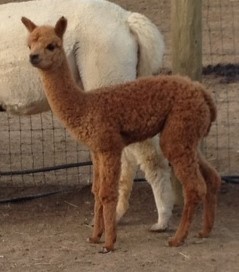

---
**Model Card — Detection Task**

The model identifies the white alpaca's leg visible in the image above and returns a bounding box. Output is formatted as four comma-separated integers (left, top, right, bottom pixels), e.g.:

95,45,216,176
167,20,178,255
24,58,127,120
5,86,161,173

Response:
116,150,137,222
129,137,175,231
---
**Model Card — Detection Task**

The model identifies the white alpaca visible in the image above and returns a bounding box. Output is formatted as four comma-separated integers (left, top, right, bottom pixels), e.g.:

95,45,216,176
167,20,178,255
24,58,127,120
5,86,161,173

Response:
0,0,174,230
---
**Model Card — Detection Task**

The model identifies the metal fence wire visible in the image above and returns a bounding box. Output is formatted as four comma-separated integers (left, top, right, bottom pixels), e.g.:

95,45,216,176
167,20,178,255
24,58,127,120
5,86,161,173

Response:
0,0,238,189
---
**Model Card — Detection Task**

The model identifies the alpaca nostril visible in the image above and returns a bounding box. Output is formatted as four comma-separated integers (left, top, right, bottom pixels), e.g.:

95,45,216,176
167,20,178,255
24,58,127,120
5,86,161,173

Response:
30,54,40,64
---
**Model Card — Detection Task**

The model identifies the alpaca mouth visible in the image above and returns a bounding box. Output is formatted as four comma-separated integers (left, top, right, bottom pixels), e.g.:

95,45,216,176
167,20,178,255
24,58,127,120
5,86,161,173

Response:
0,105,6,112
30,58,41,66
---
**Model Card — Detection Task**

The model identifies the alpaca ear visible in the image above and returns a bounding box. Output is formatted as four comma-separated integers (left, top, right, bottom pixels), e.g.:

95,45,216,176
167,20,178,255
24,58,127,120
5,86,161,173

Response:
55,16,67,39
21,17,37,32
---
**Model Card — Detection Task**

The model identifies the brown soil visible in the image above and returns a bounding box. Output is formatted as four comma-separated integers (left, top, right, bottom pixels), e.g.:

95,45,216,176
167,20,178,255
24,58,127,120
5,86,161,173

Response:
0,183,238,272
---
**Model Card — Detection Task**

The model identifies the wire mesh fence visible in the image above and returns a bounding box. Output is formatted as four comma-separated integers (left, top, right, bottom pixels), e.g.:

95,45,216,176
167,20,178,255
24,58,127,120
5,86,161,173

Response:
201,0,239,176
0,0,238,189
0,112,92,186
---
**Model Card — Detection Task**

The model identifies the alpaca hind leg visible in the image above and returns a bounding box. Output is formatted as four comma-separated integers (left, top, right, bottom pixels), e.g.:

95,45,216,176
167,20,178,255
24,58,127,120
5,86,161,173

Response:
197,151,221,238
129,138,174,231
116,150,137,222
168,156,207,246
88,152,104,244
98,152,121,253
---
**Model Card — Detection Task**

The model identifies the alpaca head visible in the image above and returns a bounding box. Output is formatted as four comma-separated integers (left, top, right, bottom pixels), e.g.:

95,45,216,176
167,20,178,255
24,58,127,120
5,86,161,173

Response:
21,16,67,70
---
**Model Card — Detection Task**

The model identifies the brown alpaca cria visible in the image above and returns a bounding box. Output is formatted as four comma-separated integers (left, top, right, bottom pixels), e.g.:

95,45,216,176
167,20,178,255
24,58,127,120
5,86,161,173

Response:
21,16,221,253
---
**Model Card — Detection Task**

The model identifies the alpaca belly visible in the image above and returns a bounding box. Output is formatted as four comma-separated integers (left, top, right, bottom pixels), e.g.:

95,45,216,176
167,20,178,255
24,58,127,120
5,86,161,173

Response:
121,120,164,146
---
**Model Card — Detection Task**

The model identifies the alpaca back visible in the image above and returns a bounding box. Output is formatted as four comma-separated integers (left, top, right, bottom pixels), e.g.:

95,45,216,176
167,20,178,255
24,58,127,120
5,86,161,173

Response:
81,76,174,145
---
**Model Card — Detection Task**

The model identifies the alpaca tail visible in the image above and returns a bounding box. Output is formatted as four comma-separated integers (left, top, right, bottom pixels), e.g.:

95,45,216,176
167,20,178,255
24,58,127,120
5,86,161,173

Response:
202,88,217,136
203,90,217,123
127,12,165,77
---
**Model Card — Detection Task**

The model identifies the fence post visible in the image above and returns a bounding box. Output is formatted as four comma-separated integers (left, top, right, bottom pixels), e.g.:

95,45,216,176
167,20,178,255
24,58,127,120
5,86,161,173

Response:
171,0,202,204
171,0,202,80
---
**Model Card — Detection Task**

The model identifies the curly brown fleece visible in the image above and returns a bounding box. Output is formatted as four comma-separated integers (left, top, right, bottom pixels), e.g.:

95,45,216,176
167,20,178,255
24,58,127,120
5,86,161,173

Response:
22,16,221,253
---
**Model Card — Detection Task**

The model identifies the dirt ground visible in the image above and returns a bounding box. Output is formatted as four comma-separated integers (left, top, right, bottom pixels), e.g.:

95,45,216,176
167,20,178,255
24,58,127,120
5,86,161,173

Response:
0,0,239,271
0,183,238,272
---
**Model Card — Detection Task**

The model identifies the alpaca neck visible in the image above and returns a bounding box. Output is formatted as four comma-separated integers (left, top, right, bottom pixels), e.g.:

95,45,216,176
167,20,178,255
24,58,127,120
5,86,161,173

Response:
39,55,86,127
39,56,82,97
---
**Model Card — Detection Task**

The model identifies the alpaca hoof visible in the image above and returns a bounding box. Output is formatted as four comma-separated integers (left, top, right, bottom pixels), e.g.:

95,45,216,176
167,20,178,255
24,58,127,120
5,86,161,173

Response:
168,237,184,247
149,222,168,232
87,237,100,244
99,247,113,254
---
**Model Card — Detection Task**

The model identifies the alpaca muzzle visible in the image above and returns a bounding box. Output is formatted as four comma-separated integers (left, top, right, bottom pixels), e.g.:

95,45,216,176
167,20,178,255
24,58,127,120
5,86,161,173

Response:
0,105,6,112
29,54,40,65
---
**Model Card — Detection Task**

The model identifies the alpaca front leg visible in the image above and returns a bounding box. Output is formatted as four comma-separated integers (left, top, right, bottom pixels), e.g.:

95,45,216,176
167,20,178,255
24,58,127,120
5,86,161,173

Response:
88,153,104,244
149,168,174,232
100,198,118,253
98,152,121,253
129,138,174,231
88,196,104,244
143,159,174,231
116,150,137,222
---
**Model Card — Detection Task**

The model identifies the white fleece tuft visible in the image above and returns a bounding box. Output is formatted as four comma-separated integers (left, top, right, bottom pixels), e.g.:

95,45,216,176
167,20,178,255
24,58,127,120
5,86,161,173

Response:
127,12,165,76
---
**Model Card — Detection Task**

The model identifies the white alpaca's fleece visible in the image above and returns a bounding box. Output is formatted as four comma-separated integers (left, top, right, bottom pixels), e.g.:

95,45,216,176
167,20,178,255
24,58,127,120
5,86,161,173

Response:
0,0,164,114
0,0,174,231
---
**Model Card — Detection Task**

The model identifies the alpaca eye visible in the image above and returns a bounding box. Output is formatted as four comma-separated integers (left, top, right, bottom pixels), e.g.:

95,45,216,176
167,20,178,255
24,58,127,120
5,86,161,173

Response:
28,45,31,49
46,43,55,51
